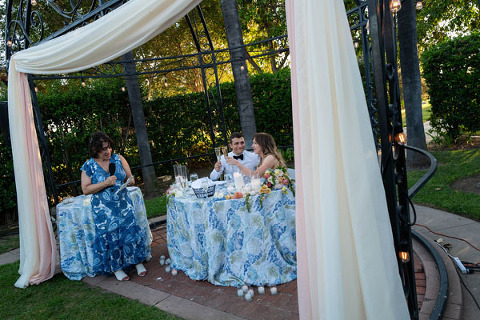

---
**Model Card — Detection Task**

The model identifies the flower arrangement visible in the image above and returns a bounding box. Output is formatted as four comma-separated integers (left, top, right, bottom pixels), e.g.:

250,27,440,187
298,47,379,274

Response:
261,167,295,196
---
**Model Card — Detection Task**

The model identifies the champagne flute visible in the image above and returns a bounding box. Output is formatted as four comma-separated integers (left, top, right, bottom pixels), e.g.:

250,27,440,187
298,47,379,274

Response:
214,147,222,161
221,146,228,158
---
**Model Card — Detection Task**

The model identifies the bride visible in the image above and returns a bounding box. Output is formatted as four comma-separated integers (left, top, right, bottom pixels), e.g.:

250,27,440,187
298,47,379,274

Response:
226,132,285,177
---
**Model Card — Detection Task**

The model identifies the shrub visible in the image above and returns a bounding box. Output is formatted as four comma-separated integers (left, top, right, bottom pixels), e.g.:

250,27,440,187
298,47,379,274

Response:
422,32,480,143
2,70,294,223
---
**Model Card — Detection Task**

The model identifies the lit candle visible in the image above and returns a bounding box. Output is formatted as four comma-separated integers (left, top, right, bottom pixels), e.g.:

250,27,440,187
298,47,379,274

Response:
172,269,178,276
159,258,165,266
258,286,265,295
165,258,171,265
251,178,261,193
165,266,171,273
237,289,244,297
270,286,277,295
241,285,249,293
248,289,254,297
233,172,244,192
245,292,252,301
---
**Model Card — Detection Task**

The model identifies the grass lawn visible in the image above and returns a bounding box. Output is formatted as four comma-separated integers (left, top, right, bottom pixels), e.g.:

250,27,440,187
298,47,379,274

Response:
0,262,180,320
401,103,431,127
0,234,19,254
144,195,167,219
408,148,480,221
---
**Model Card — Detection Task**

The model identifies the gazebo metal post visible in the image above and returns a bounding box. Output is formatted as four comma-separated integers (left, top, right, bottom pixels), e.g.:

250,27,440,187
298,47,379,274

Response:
195,6,229,148
186,6,229,151
368,0,418,318
27,77,59,207
185,13,218,153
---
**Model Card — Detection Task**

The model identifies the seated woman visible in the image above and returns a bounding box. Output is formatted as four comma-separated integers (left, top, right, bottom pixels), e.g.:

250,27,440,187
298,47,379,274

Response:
81,131,148,281
226,132,286,177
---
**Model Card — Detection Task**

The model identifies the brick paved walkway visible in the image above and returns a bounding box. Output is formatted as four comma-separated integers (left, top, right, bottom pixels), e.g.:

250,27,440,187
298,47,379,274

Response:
128,224,425,319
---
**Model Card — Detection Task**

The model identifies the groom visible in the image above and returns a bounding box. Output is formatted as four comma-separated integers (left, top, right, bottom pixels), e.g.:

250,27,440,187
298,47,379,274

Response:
210,132,259,181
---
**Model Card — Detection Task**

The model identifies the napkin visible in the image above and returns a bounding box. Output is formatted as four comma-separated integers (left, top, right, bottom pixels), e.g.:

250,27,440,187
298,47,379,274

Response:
191,178,213,189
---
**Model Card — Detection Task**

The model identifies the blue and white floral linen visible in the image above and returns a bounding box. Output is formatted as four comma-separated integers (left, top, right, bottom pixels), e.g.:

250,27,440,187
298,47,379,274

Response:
167,189,296,287
56,187,152,280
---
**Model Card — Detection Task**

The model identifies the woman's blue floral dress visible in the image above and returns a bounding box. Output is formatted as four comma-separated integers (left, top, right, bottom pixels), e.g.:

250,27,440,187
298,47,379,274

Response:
81,154,148,274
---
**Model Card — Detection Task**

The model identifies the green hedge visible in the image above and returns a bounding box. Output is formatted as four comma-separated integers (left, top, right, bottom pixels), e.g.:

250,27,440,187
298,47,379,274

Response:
422,32,480,143
0,70,293,224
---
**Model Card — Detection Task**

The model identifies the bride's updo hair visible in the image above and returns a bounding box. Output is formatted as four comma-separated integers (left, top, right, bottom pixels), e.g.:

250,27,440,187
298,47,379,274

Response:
253,132,285,167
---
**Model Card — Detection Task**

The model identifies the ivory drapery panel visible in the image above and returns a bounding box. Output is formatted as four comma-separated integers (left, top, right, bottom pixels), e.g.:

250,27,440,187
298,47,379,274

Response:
8,0,201,288
286,0,410,318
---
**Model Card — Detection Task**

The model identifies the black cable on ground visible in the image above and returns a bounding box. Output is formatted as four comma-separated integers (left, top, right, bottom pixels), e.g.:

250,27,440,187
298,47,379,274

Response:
453,264,480,312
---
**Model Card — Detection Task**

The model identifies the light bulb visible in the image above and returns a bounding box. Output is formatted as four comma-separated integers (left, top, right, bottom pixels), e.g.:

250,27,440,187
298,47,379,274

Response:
395,132,406,145
81,81,86,87
399,251,410,263
416,1,423,10
390,0,402,14
121,86,126,92
31,0,37,6
7,40,12,47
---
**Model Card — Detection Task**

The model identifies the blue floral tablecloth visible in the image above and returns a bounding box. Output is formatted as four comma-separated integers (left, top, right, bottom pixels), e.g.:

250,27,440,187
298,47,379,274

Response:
167,188,296,287
56,187,152,280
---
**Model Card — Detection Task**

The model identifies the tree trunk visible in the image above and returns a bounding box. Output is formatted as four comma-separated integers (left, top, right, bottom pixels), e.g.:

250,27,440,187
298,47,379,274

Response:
122,51,158,196
220,0,256,148
398,1,428,168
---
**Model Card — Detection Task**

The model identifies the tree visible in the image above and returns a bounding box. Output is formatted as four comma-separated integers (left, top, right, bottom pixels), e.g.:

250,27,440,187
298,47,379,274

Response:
416,0,480,51
398,0,427,167
238,0,289,73
122,51,158,197
220,0,256,147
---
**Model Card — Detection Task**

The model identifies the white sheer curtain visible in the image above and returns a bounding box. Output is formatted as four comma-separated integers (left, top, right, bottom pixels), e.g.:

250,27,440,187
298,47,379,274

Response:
286,0,410,318
8,0,201,288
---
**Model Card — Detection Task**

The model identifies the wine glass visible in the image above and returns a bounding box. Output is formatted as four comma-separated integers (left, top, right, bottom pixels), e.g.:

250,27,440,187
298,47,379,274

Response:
190,173,198,183
214,147,222,161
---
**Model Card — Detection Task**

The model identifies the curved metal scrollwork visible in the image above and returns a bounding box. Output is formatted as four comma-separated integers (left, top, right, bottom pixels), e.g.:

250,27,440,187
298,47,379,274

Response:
5,0,43,57
5,0,128,65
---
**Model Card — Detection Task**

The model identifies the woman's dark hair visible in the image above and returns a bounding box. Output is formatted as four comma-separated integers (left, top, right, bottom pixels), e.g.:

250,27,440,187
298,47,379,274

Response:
88,131,114,158
253,132,285,167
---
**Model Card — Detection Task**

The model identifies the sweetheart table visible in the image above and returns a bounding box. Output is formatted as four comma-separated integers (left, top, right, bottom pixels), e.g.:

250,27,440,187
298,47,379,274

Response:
167,186,296,287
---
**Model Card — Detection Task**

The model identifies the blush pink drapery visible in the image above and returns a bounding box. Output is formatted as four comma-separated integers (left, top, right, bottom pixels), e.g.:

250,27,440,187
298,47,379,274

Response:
8,0,201,288
286,0,410,318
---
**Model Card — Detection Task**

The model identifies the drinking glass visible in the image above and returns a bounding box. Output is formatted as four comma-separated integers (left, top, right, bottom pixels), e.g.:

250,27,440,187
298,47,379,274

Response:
214,147,222,161
173,164,187,189
190,173,198,182
180,165,188,188
221,146,228,158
